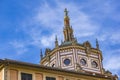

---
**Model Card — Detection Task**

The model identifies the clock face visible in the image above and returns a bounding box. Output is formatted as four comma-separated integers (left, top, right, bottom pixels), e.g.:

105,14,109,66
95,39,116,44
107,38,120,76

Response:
91,61,98,68
80,59,86,66
64,58,70,66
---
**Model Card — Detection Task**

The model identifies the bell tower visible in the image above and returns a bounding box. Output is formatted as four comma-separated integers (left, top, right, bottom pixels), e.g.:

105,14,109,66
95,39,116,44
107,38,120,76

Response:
63,8,74,42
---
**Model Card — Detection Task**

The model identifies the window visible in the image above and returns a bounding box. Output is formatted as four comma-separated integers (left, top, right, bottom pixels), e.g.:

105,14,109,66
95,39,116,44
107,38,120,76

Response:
64,58,71,66
80,59,86,66
91,61,98,68
21,73,32,80
52,64,55,67
46,77,56,80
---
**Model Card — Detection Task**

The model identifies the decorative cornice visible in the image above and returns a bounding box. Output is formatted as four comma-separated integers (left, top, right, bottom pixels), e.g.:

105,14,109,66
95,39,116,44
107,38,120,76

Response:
41,45,103,64
0,59,117,79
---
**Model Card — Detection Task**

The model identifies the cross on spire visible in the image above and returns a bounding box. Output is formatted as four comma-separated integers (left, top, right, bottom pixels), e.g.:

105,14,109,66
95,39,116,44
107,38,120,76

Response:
64,8,69,16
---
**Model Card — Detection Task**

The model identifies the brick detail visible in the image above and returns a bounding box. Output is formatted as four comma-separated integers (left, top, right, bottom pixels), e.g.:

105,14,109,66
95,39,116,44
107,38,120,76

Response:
10,69,18,80
35,73,43,80
0,70,2,80
58,76,64,80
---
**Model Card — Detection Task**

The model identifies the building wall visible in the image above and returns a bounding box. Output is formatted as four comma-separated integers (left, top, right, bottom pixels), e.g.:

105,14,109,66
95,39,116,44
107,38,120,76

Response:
35,73,43,80
7,67,43,80
0,69,2,80
0,68,5,80
77,49,101,73
42,47,102,74
58,76,64,80
4,66,109,80
9,69,18,80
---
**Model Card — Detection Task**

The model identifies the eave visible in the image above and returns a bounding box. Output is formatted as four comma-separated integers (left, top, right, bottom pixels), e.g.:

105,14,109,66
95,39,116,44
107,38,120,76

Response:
0,59,115,79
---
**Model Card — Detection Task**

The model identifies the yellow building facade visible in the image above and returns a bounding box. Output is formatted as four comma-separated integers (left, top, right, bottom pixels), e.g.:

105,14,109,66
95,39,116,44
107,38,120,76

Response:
0,59,118,80
0,9,118,80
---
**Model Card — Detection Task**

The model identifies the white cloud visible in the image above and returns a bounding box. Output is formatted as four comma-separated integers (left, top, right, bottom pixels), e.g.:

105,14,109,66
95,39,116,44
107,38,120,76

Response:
9,40,28,55
97,32,110,41
104,57,120,70
85,0,118,18
104,56,120,76
97,30,120,44
22,0,100,48
110,32,120,44
18,0,120,58
103,49,120,76
41,34,55,47
35,4,62,28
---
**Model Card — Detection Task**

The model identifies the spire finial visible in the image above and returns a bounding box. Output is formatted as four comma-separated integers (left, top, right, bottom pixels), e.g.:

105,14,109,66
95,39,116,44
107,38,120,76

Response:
63,8,75,42
55,35,58,47
96,39,99,49
64,8,70,27
55,35,58,41
64,8,68,16
40,49,43,59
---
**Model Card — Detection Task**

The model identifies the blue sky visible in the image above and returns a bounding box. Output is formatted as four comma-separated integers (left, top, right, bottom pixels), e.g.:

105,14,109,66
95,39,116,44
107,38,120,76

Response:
0,0,120,78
